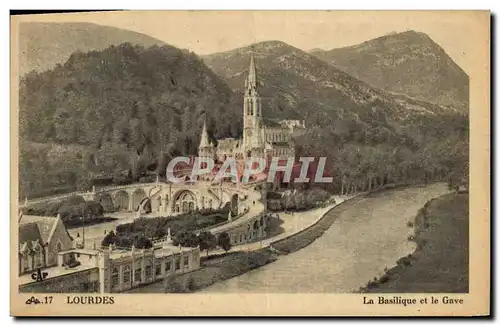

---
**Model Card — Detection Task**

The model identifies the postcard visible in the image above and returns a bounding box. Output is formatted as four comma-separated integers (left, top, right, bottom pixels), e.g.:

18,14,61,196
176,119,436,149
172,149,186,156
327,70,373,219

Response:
10,10,490,316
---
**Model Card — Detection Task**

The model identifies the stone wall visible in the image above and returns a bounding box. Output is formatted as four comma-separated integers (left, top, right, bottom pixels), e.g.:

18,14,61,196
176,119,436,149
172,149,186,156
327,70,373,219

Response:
19,268,100,293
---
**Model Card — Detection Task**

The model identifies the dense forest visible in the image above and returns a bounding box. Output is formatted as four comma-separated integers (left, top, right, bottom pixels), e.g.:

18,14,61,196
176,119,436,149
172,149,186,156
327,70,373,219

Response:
19,43,243,198
205,40,469,194
19,41,469,200
294,110,469,194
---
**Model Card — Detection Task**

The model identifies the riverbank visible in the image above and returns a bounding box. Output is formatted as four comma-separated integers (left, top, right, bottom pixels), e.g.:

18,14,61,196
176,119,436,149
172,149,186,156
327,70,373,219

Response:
360,191,469,293
126,195,355,293
271,195,364,254
270,183,422,254
202,183,449,292
129,184,449,293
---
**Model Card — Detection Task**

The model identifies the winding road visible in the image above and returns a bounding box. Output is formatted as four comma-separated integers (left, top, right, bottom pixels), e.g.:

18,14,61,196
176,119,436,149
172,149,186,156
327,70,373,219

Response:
202,183,450,293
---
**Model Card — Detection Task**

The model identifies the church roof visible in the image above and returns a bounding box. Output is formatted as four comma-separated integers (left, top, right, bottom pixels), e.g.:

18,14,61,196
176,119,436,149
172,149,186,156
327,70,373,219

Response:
262,118,282,128
217,138,241,150
19,223,44,249
19,215,60,244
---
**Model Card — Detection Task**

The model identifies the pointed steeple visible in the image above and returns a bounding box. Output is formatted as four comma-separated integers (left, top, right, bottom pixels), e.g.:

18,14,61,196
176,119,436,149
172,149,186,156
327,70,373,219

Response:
248,51,257,87
245,49,258,96
199,119,212,148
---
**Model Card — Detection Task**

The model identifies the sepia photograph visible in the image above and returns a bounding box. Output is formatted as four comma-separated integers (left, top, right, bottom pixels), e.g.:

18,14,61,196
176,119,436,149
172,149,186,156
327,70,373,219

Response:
10,10,489,316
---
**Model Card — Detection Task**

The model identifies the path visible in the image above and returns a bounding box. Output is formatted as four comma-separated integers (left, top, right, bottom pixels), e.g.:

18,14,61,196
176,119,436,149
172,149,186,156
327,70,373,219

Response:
208,195,351,254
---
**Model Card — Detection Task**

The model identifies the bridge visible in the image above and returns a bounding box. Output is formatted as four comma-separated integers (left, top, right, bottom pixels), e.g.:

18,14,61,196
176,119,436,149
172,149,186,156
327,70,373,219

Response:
21,178,270,246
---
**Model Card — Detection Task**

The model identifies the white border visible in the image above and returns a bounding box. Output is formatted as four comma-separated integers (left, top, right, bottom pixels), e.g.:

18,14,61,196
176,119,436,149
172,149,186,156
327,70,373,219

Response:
3,1,497,324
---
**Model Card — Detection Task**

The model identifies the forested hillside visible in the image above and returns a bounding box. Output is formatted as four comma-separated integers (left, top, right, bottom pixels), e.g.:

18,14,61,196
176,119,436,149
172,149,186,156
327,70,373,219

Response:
204,40,469,193
19,39,469,199
19,43,242,198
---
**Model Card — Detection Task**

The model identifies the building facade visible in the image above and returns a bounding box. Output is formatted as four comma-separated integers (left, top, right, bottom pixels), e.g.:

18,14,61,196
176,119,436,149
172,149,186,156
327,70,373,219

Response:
18,213,74,275
20,242,200,293
99,243,200,293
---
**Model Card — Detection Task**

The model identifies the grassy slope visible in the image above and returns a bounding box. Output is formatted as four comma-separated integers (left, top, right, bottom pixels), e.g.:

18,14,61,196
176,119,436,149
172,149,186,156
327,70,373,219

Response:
362,192,469,293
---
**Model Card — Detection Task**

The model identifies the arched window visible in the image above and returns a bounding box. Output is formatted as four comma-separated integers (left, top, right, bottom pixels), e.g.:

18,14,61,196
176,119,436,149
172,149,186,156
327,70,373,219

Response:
111,267,119,288
56,242,62,253
123,265,131,283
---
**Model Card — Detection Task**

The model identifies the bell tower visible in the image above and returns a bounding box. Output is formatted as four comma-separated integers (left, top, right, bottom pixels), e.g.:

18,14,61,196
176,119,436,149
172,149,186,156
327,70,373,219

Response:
243,51,264,156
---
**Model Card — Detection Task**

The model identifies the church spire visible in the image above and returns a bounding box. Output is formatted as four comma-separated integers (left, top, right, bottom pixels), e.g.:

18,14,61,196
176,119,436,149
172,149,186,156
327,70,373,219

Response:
199,119,211,148
248,51,257,88
245,49,258,96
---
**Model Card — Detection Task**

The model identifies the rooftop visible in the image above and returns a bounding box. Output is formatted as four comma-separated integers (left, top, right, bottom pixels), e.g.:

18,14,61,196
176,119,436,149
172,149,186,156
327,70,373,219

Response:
58,248,101,256
107,243,190,260
19,215,59,246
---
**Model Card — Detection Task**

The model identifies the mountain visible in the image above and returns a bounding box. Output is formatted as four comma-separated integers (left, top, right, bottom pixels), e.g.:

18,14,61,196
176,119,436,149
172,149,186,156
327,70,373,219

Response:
310,31,469,110
19,22,166,76
203,40,468,191
19,42,242,198
202,40,452,130
19,38,468,199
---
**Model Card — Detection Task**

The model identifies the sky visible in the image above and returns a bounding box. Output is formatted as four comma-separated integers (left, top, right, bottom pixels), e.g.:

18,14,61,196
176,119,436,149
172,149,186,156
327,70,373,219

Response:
16,11,489,74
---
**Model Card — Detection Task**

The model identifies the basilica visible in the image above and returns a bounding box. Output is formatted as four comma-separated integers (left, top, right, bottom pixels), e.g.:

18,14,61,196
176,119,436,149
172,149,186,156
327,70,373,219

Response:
198,53,305,162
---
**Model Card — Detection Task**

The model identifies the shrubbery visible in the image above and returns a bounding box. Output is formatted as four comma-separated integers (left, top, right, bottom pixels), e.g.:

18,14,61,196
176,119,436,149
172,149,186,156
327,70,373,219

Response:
101,231,153,249
267,187,331,211
24,195,105,224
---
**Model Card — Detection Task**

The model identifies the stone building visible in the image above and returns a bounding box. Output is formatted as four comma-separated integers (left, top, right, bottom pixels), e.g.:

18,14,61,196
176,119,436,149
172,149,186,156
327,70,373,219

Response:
198,53,305,162
18,213,74,275
19,241,200,293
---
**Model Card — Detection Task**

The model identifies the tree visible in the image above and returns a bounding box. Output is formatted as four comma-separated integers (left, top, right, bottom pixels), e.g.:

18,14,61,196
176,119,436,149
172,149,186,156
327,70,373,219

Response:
172,231,199,248
87,200,104,217
45,201,64,216
198,231,217,256
101,231,117,247
217,232,232,252
133,236,153,249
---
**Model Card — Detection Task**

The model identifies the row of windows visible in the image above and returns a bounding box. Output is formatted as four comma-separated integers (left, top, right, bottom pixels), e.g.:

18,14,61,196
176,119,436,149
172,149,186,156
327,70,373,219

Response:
231,230,262,244
230,219,265,244
111,256,190,288
272,148,293,156
266,132,289,143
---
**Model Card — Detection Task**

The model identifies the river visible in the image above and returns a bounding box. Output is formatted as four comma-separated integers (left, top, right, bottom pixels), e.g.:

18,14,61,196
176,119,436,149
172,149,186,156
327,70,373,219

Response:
202,184,449,293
